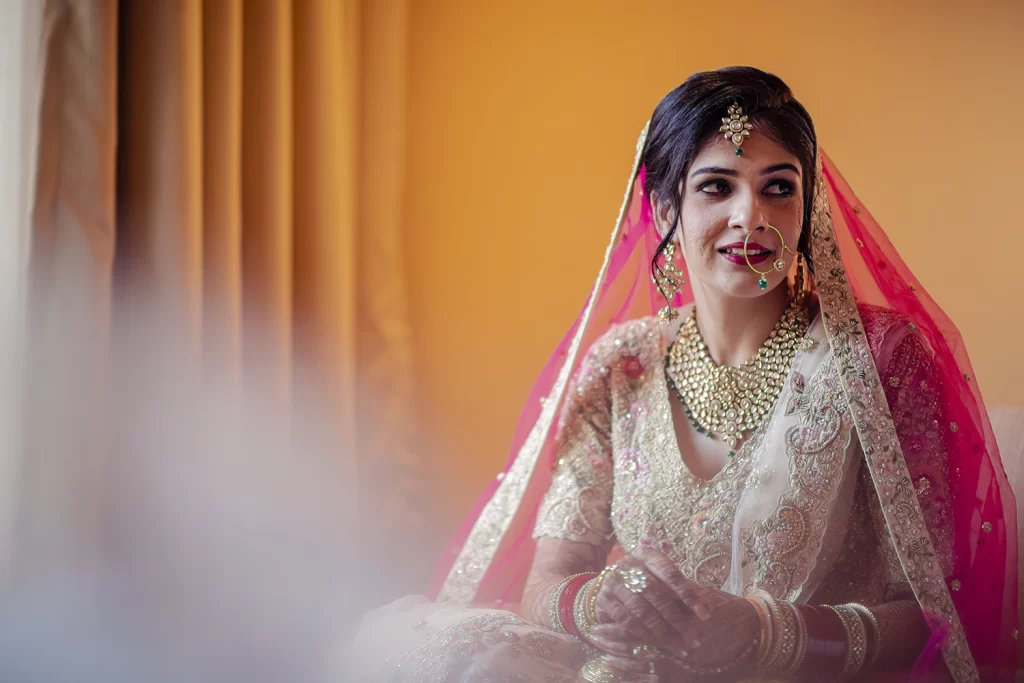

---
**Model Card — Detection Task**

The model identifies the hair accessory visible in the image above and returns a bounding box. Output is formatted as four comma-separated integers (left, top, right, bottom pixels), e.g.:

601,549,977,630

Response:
721,103,754,156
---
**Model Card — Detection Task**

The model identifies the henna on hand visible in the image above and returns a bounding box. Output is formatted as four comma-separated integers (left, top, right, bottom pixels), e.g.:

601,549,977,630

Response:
522,537,606,628
633,547,760,673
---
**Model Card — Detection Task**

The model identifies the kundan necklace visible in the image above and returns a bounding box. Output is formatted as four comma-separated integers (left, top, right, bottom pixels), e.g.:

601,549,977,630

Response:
664,300,810,451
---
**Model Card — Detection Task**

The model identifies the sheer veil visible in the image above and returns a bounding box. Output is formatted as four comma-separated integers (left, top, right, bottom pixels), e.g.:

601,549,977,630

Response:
429,122,1017,682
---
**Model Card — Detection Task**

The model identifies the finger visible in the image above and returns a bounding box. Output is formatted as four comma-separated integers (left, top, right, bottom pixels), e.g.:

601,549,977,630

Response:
609,565,698,652
607,579,678,647
598,592,662,645
585,630,634,659
634,547,712,621
619,561,703,650
590,622,640,645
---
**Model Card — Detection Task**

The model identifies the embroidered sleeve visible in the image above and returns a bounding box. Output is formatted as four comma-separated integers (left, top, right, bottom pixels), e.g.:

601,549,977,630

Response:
866,328,954,598
532,346,615,550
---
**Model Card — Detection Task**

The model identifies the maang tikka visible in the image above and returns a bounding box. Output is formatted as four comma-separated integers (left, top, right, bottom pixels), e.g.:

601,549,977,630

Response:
721,103,753,156
653,241,685,323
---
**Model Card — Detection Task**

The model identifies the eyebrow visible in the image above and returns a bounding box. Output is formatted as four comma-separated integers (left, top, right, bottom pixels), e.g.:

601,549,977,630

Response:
690,163,801,177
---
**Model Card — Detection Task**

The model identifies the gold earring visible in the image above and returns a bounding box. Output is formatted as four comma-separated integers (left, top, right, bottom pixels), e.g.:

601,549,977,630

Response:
743,224,797,290
653,242,685,323
792,253,809,304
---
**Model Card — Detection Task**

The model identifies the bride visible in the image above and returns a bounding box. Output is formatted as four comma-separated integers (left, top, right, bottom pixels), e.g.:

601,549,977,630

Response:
348,66,1017,682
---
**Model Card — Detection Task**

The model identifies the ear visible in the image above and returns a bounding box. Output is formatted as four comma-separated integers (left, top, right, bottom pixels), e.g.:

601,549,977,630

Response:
650,191,677,241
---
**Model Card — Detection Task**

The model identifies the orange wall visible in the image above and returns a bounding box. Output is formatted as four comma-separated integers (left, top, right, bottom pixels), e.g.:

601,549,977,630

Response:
404,0,1024,540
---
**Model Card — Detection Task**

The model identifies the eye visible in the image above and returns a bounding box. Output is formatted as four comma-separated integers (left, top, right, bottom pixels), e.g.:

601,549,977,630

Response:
698,179,731,195
764,179,796,196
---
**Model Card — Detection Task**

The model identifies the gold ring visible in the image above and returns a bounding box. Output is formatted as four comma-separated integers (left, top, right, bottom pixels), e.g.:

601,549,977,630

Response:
632,644,663,662
618,567,648,594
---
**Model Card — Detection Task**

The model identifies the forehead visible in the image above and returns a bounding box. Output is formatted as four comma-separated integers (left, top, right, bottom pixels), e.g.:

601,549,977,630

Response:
690,133,802,173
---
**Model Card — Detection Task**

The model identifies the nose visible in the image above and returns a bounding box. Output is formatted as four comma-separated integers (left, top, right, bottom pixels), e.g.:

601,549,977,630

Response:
728,187,768,235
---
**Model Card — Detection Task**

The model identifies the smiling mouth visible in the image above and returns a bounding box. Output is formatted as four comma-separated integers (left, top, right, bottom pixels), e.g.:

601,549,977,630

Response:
718,245,774,265
718,247,770,257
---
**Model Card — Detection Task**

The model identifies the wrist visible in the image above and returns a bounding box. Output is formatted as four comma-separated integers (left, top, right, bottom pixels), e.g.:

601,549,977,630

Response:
547,573,596,637
745,590,808,677
735,598,764,677
669,598,762,679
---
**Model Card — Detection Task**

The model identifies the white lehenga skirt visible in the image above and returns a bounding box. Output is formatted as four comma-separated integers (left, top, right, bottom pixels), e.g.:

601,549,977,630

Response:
344,595,588,682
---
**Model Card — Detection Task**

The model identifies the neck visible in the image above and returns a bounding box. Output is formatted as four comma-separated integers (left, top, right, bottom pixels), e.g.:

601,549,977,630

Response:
690,282,791,367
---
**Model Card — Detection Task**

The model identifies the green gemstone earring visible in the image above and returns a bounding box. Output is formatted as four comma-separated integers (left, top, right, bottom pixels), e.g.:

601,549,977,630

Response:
744,224,798,292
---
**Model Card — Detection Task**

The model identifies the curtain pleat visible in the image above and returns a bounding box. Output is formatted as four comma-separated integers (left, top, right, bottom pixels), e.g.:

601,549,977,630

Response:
241,0,294,401
21,0,420,582
201,0,243,388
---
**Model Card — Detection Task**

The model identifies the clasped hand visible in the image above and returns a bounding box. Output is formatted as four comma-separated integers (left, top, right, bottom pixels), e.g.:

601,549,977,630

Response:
584,547,759,679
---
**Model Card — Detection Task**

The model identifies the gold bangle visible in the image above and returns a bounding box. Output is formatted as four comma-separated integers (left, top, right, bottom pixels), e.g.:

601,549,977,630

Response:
548,573,589,635
784,603,809,676
759,597,798,674
573,579,594,641
586,565,616,625
846,602,881,670
744,591,775,665
827,604,868,680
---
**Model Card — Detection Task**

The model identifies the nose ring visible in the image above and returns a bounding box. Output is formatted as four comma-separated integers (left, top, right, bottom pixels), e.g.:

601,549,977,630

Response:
743,224,798,290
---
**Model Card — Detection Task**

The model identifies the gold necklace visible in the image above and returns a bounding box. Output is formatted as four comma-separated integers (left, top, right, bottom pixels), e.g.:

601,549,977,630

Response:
664,301,810,451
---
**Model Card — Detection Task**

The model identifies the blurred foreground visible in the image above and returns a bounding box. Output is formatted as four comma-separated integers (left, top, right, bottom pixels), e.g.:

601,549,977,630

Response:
0,285,421,682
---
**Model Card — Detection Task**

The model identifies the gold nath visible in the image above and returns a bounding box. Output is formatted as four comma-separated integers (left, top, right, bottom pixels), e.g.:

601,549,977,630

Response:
665,300,810,450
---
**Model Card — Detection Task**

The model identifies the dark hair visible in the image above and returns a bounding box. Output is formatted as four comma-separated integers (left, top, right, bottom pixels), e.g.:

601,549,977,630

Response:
643,66,818,275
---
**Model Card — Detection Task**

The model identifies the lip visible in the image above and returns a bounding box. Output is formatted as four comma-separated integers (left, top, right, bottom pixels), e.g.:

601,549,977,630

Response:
718,241,774,265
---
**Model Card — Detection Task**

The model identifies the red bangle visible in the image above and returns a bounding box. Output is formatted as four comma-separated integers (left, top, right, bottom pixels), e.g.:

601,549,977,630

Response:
795,604,847,680
558,573,596,640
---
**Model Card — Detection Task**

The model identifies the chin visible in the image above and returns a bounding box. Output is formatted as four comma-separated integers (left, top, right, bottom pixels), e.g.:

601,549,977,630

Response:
713,276,784,299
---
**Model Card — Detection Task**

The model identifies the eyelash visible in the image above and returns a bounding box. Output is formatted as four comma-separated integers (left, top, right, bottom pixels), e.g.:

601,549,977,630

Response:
697,179,796,197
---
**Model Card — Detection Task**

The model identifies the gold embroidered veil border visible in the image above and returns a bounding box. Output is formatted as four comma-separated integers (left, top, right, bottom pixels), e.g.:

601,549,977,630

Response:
808,164,978,682
438,122,652,604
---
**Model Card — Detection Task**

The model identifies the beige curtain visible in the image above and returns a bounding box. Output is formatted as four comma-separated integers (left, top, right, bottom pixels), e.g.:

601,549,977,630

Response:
0,0,45,582
21,0,419,575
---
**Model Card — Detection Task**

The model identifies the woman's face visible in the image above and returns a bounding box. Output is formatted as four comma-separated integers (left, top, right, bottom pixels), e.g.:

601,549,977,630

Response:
655,133,804,299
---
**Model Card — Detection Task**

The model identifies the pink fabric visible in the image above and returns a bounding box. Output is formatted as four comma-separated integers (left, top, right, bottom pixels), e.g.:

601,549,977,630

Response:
822,154,1017,680
429,154,1018,679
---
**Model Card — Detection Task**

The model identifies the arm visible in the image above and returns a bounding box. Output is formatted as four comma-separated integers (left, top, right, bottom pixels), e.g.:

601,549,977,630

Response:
521,538,607,629
523,345,616,630
789,326,954,680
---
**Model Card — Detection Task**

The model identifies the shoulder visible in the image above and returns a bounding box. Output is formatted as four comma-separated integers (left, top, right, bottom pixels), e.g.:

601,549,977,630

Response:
856,303,920,360
857,302,911,338
582,315,665,371
852,303,942,397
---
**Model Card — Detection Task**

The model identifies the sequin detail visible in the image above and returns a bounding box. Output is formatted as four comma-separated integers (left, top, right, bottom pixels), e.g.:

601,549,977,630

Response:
810,169,976,682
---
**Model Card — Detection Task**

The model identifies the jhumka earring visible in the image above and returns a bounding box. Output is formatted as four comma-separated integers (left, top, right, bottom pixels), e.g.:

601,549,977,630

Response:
720,103,753,156
653,242,685,323
743,224,798,290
